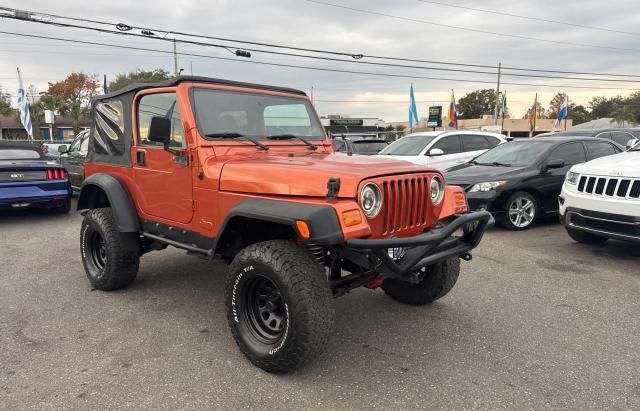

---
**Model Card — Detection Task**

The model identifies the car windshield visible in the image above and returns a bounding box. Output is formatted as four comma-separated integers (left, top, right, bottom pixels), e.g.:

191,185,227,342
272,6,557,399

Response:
191,88,325,141
472,140,552,166
0,148,44,160
352,141,388,153
378,135,436,155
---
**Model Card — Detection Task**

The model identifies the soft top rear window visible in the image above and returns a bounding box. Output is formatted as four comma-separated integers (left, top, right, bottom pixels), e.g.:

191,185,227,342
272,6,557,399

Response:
0,147,44,160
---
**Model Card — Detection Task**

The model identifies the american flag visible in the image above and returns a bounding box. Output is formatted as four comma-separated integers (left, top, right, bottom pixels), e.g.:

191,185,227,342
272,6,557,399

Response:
17,67,33,140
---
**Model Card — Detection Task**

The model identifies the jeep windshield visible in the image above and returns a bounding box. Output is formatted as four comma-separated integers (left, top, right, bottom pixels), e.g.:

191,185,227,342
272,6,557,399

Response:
191,88,325,141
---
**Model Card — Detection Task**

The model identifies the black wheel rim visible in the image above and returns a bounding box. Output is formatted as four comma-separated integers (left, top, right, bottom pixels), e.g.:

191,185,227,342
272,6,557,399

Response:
242,275,286,344
89,230,107,272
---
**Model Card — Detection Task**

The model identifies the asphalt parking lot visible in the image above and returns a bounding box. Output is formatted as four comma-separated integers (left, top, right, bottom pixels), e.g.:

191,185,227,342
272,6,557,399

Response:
1,202,638,410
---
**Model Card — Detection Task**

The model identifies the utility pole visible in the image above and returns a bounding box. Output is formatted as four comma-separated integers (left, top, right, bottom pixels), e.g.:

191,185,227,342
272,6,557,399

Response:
173,39,179,76
494,62,501,125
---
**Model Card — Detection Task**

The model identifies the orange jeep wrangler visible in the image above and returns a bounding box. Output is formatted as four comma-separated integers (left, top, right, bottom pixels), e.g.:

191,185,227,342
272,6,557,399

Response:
77,77,491,373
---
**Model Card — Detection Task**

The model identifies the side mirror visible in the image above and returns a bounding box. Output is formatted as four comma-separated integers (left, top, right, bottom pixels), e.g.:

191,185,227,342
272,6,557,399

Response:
57,145,68,154
148,116,172,147
545,159,565,170
428,148,445,157
627,138,639,150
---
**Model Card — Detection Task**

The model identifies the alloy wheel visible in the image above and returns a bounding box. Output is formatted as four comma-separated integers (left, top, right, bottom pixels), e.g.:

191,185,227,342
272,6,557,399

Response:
508,196,535,228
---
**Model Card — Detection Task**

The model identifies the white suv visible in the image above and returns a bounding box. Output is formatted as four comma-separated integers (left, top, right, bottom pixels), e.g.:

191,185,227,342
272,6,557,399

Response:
377,131,505,171
560,139,640,244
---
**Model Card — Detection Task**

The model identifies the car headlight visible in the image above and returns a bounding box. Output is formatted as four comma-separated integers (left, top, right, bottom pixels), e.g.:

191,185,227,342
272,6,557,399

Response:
566,171,579,185
430,176,445,205
360,183,382,218
468,181,506,192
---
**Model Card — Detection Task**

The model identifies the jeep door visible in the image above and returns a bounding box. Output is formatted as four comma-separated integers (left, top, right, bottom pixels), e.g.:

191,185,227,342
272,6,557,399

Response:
133,90,194,224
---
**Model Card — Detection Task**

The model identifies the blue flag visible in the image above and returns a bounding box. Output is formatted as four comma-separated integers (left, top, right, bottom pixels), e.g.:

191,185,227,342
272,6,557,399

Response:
409,84,419,129
17,67,33,140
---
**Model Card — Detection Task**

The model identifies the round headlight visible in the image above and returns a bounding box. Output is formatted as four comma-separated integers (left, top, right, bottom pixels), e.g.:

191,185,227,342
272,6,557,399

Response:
360,183,382,218
430,176,445,205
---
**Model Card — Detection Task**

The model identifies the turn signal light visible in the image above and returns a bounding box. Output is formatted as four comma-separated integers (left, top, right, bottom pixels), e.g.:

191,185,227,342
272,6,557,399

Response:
342,209,362,227
454,191,468,214
47,169,67,180
295,220,311,239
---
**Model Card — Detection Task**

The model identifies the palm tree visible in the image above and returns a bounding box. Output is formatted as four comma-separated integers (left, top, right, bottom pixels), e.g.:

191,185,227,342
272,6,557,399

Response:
610,106,636,128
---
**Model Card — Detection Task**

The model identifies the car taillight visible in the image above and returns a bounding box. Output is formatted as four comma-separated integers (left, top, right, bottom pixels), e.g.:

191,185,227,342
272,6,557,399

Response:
47,169,66,180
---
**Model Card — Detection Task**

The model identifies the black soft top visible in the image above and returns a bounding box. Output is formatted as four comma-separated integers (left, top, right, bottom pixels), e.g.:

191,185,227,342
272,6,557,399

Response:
95,76,307,101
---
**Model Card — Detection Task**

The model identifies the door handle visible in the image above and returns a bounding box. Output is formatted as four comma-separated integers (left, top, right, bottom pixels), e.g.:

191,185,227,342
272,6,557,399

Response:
136,150,145,166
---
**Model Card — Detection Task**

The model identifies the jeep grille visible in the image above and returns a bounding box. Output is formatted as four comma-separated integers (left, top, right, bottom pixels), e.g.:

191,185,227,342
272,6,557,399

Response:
578,176,640,199
381,175,431,235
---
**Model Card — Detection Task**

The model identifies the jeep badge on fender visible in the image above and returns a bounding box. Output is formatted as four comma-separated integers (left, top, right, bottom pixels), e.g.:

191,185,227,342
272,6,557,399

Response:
76,76,492,374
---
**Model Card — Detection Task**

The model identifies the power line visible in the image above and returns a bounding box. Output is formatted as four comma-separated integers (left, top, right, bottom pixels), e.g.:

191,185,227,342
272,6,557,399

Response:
415,0,640,37
3,7,640,80
3,13,640,85
1,30,638,92
304,0,640,53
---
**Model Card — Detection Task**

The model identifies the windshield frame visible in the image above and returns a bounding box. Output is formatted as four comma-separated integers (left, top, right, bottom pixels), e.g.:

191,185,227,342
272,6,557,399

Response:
471,140,554,167
188,86,327,142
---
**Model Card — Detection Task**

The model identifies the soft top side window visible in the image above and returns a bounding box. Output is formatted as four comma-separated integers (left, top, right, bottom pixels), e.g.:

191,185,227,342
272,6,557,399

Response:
137,92,185,148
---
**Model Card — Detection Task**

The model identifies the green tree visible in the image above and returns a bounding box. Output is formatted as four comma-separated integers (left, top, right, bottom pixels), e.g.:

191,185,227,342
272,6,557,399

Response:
547,93,575,119
0,85,15,116
457,89,497,119
43,73,100,134
571,105,591,125
108,69,172,92
384,124,395,131
609,106,636,127
395,124,406,131
589,95,624,119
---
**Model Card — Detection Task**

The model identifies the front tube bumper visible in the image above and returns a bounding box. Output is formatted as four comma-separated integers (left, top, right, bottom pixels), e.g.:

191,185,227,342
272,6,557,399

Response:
345,210,493,277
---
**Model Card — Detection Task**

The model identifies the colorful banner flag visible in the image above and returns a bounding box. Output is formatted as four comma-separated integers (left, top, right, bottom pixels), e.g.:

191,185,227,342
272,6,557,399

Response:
501,92,507,116
409,84,419,129
528,93,538,133
16,67,33,140
447,90,458,129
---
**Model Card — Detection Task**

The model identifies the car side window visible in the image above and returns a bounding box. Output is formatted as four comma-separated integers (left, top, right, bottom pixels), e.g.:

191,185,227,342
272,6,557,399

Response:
547,142,587,166
68,133,84,152
586,141,620,160
137,92,185,148
430,135,461,155
611,132,634,147
79,132,90,153
485,136,501,148
461,135,490,152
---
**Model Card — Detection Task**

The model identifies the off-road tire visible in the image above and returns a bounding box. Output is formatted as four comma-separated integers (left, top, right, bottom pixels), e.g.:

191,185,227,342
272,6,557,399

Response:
566,227,608,245
382,257,460,305
80,208,140,291
502,191,538,231
50,199,71,214
225,240,334,374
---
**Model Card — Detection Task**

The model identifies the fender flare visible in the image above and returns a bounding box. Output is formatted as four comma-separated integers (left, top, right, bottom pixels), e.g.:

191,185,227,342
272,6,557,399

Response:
214,198,344,252
77,173,140,232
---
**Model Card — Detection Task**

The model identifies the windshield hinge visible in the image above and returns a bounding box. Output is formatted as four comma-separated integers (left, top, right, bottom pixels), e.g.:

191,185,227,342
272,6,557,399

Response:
326,177,341,200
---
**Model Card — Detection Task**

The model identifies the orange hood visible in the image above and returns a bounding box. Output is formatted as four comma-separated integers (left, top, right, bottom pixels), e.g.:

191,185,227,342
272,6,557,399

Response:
219,152,435,198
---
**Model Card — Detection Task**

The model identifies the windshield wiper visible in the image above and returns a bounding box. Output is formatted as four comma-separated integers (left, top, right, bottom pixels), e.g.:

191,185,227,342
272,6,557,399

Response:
205,132,268,151
474,161,512,167
266,134,317,150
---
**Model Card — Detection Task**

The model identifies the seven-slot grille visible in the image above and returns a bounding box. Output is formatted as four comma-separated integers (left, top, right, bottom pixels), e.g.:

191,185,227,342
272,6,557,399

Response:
381,175,431,235
577,175,640,199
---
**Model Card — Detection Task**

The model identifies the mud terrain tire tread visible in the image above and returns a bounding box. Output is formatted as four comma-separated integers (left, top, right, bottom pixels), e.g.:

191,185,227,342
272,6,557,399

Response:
80,208,140,291
225,240,334,374
382,257,461,305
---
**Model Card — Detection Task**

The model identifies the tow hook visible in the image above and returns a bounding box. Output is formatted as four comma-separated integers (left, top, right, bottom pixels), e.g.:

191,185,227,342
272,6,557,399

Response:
459,253,472,261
